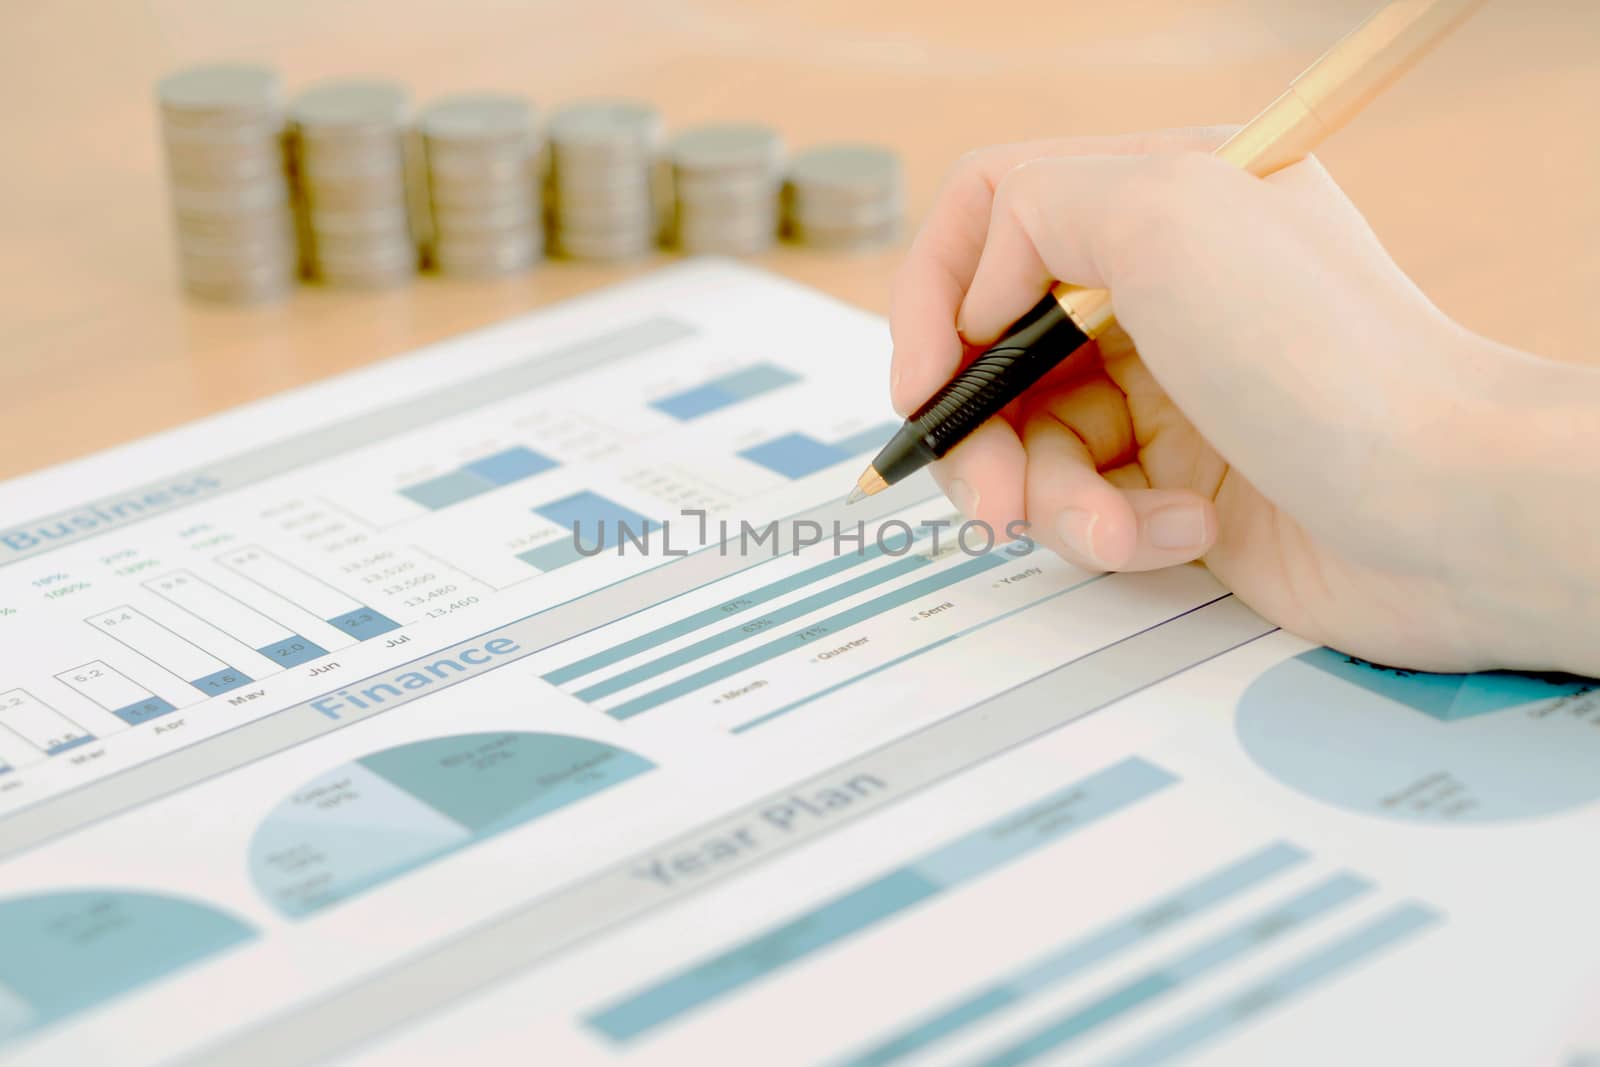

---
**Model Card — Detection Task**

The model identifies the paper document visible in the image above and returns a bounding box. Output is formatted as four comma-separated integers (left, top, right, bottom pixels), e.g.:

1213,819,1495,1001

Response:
0,261,1594,1066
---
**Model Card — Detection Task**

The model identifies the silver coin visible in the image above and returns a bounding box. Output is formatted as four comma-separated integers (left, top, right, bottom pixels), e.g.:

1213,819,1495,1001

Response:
158,64,283,120
419,93,536,145
432,232,542,276
552,225,656,261
675,169,781,204
786,144,903,204
292,80,409,133
669,123,784,176
427,173,537,211
786,217,901,250
784,193,904,229
170,181,291,217
306,206,414,239
550,197,656,232
173,208,296,242
548,100,663,165
298,177,409,213
183,268,295,304
431,201,540,235
310,230,416,261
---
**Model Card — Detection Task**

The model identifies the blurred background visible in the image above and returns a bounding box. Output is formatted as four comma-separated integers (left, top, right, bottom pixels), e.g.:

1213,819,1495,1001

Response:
1,0,1595,479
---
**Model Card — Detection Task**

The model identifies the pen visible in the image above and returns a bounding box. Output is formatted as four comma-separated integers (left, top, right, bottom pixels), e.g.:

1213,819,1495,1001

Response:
846,0,1487,504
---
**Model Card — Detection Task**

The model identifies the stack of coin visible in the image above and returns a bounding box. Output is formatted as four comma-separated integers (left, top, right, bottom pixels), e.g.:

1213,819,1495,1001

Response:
291,80,418,287
157,64,298,303
419,93,543,278
547,100,664,261
783,144,905,250
668,123,784,256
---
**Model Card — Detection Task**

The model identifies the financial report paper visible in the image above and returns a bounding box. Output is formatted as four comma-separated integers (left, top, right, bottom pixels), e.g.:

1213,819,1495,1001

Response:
0,260,1595,1067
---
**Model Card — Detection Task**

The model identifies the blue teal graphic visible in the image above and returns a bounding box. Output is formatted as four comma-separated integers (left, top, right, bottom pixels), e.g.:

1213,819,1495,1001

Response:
249,732,654,917
587,758,1176,1042
1238,647,1599,822
650,364,800,420
0,890,255,1045
400,446,559,510
738,422,900,480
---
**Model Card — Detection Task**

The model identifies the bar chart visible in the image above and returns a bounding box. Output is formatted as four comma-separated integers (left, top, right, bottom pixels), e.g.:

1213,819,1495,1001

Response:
398,446,559,511
738,422,900,480
85,606,254,698
586,759,1178,1042
145,571,328,669
517,491,658,573
54,663,175,727
0,689,95,764
217,547,401,642
650,364,800,421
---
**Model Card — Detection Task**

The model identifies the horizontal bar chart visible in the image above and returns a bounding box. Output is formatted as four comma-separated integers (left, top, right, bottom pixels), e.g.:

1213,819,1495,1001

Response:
739,421,900,480
602,551,1010,721
518,492,657,573
399,446,558,510
145,570,327,669
217,547,400,641
973,873,1373,1066
85,606,253,698
1,688,97,754
1098,904,1440,1067
544,532,917,687
841,842,1311,1067
650,364,801,421
585,758,1177,1043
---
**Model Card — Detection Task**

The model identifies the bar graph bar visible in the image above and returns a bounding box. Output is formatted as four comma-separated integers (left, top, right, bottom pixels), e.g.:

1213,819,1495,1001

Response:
1,688,96,754
399,446,558,510
217,546,400,641
574,553,928,703
602,551,1010,721
54,662,177,726
85,605,253,697
145,570,328,669
738,421,900,480
972,874,1373,1066
1097,904,1441,1067
585,758,1178,1043
518,491,657,573
650,364,801,420
544,531,917,687
841,842,1311,1067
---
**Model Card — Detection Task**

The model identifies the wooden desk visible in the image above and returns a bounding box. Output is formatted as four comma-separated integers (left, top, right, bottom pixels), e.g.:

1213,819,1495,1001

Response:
1,0,1594,481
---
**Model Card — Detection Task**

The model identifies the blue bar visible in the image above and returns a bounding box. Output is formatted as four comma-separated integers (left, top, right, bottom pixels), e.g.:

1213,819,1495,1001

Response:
544,536,912,686
258,636,328,668
739,434,850,479
575,554,929,703
976,874,1372,1066
585,758,1176,1043
650,364,800,420
112,697,180,726
0,764,10,776
326,609,401,641
46,735,97,756
651,384,735,420
1099,904,1441,1067
518,540,587,572
839,843,1310,1067
832,422,901,456
191,668,253,696
463,446,558,486
716,364,801,399
399,469,499,510
589,870,941,1042
535,491,656,547
606,552,1011,721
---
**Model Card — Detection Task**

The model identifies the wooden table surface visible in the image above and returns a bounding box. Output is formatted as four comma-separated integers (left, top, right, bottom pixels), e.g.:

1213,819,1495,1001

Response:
1,0,1595,482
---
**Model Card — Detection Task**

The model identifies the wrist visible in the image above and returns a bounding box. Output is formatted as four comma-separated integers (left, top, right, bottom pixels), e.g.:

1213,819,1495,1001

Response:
1436,330,1600,675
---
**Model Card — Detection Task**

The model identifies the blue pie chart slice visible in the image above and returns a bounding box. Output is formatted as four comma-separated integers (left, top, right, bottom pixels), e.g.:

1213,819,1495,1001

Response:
0,890,255,1045
249,732,654,917
1237,647,1599,822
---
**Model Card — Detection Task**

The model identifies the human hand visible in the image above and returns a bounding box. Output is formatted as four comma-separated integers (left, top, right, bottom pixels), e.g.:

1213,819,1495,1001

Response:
889,128,1597,674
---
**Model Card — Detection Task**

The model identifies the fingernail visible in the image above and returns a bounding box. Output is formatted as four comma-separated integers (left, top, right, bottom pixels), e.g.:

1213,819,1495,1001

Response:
1057,508,1105,567
890,365,904,413
1147,505,1207,550
948,479,979,519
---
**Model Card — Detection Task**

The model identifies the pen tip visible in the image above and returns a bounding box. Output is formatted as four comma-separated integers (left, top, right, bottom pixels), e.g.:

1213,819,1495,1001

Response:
845,486,866,506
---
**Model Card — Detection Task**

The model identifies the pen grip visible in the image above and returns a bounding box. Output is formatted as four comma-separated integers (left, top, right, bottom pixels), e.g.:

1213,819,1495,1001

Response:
908,294,1091,458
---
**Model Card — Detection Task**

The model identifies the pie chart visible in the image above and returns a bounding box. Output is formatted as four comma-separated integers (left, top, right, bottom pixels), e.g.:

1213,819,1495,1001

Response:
1237,647,1600,823
0,890,254,1044
249,731,654,916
